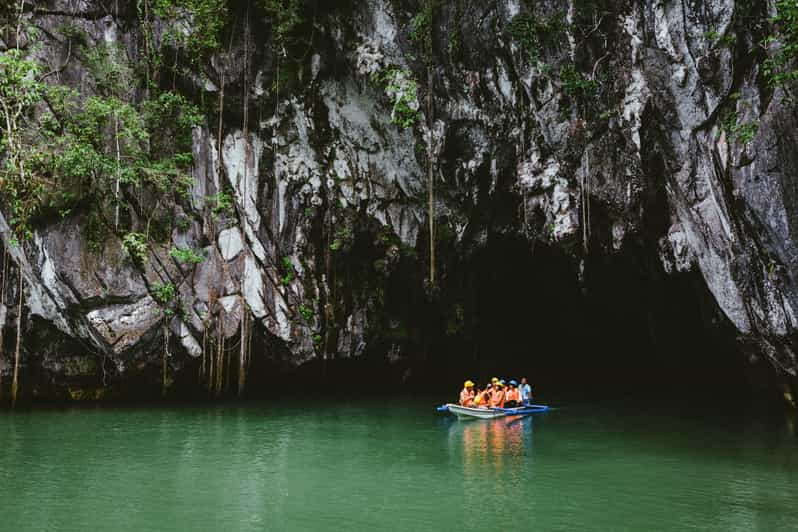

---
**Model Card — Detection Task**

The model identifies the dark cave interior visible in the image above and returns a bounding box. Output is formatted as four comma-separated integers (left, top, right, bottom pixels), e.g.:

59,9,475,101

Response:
291,234,767,402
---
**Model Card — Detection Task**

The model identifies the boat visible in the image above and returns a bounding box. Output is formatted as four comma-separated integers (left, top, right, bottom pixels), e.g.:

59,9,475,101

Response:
440,403,550,419
445,404,508,419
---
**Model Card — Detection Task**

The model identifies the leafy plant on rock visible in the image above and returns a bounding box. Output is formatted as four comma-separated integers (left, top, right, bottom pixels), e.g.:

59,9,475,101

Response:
280,256,296,285
152,0,228,64
507,11,565,63
260,0,304,49
122,232,149,263
82,42,134,98
151,281,176,304
169,246,205,264
208,190,234,220
560,64,599,99
372,68,420,129
299,303,313,322
0,49,47,238
720,110,759,144
764,0,798,88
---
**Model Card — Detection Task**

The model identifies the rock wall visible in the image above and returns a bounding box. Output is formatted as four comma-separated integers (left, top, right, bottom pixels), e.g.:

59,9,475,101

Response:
1,0,797,401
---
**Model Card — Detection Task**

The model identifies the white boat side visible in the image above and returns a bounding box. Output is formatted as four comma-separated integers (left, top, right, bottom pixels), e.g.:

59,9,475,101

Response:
445,403,506,419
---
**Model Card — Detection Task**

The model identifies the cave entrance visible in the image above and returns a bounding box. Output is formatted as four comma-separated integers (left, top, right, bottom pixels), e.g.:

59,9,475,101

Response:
430,234,751,400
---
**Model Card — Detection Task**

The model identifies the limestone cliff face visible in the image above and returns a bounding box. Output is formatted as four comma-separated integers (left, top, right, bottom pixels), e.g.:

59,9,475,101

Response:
1,0,797,399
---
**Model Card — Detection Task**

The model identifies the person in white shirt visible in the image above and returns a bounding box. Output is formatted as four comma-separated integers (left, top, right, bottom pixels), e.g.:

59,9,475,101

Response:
519,377,532,405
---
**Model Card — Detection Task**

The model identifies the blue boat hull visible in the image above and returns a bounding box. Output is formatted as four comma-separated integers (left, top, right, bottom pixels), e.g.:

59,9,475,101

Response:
494,405,549,414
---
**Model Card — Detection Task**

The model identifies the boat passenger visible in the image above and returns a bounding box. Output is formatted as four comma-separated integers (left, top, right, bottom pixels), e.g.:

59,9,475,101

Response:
519,377,532,405
473,387,487,407
480,384,493,408
489,382,505,408
459,380,476,406
501,380,518,407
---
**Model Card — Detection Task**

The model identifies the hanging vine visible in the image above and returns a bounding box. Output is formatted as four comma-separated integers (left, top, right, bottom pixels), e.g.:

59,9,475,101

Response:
425,0,436,289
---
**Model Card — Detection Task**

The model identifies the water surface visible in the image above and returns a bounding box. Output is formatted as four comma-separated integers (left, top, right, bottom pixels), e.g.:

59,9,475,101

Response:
1,397,796,531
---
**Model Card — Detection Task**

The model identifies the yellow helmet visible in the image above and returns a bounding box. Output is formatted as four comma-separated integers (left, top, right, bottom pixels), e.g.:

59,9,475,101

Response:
491,377,499,383
464,380,474,388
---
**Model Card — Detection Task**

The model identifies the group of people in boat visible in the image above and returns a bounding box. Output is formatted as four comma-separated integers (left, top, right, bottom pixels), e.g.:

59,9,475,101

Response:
459,377,532,409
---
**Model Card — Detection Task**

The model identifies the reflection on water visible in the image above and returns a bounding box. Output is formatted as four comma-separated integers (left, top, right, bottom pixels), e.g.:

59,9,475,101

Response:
448,414,538,512
1,399,797,532
456,416,533,477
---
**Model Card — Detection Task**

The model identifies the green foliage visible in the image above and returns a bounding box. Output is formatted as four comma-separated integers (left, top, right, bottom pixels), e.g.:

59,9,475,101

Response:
138,156,195,197
409,5,433,43
763,0,798,87
377,227,398,246
0,49,45,238
142,91,203,153
82,42,134,97
169,246,205,264
447,28,461,60
86,210,107,252
299,303,313,322
153,0,228,63
39,89,193,215
734,122,759,143
55,21,88,43
0,49,43,123
559,64,599,99
1,19,202,260
38,89,162,199
329,226,353,252
508,11,565,63
720,110,759,144
704,29,737,48
312,333,322,346
0,49,42,108
372,68,420,129
260,0,304,49
280,256,295,285
122,232,148,263
208,190,234,219
175,215,192,231
151,281,176,304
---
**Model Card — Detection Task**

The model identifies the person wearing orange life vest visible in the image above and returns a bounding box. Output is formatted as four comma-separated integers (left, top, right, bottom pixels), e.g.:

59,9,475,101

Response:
489,381,506,408
473,385,487,407
486,378,499,406
459,380,476,406
504,380,520,408
475,384,492,407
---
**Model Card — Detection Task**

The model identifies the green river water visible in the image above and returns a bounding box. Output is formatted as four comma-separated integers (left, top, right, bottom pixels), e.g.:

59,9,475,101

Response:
1,397,796,531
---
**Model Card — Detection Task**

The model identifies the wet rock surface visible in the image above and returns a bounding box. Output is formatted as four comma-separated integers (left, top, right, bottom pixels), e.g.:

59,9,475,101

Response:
1,0,797,400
